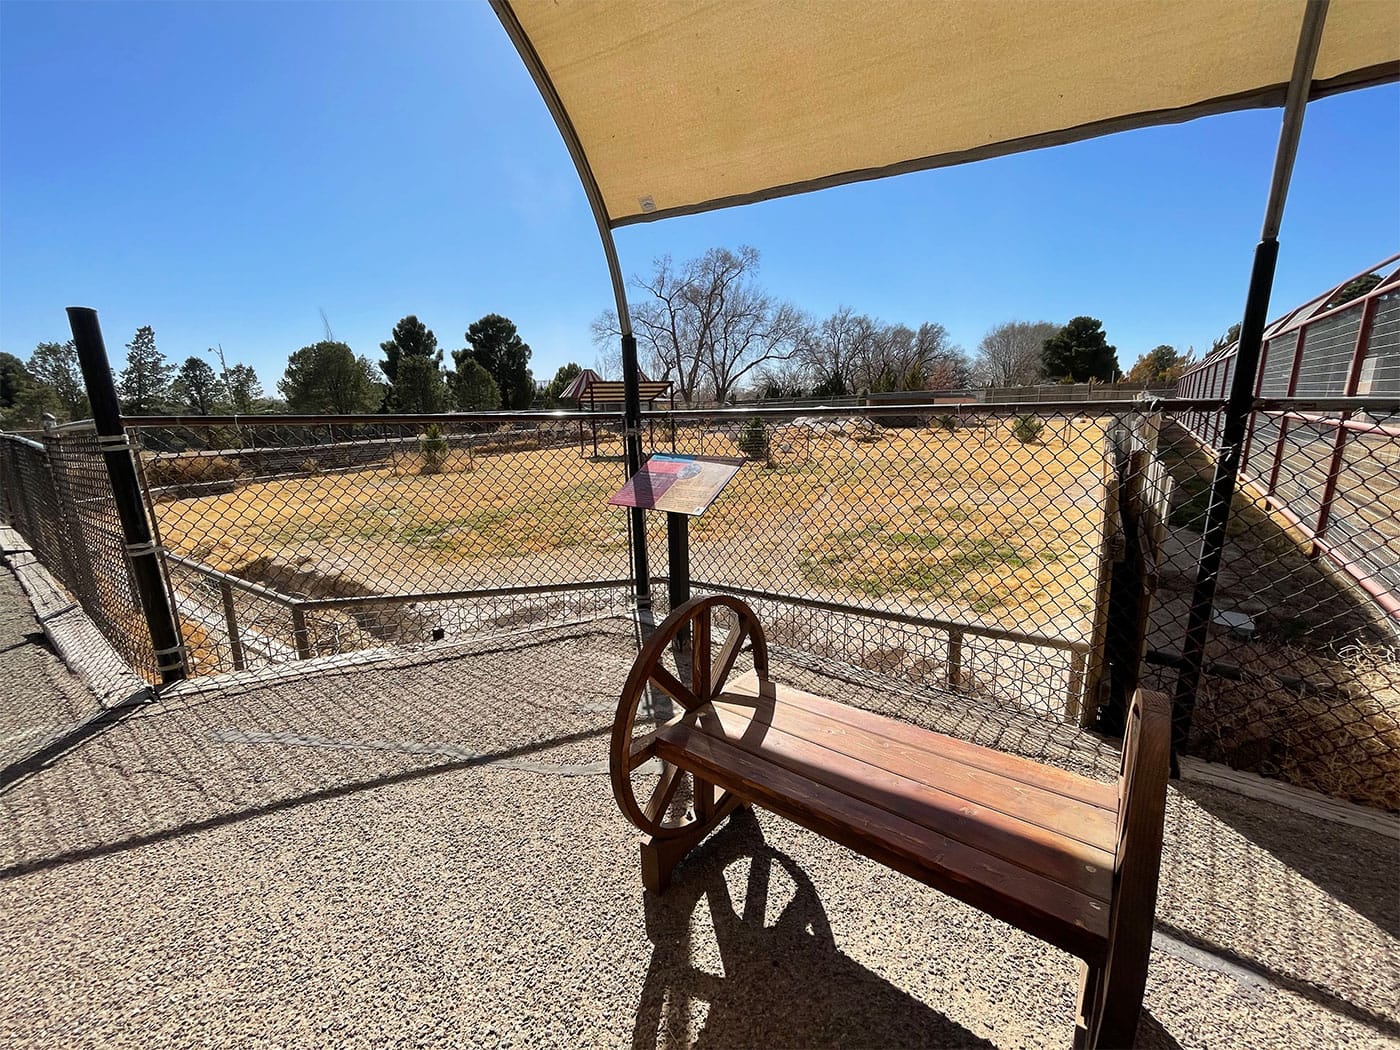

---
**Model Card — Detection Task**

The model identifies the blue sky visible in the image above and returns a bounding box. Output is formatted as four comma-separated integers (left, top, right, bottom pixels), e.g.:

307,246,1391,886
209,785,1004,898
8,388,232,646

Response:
2,1,1397,391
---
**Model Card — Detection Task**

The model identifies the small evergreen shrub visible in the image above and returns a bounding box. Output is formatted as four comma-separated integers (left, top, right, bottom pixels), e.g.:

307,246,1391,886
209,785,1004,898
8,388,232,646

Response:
419,425,449,474
1012,415,1044,444
736,418,770,460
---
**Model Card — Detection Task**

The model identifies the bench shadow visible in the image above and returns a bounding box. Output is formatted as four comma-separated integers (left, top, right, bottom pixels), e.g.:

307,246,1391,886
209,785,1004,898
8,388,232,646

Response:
632,808,995,1050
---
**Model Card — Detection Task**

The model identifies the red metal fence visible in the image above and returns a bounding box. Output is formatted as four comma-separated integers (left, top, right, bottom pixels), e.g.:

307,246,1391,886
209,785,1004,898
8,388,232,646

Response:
1176,255,1400,617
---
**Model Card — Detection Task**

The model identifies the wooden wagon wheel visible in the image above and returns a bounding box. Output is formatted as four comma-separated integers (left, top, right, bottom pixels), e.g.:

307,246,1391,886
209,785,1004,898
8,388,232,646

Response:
610,595,769,840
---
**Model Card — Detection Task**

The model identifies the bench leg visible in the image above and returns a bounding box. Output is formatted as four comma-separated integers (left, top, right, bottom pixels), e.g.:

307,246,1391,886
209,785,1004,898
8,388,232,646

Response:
639,788,745,895
1073,962,1103,1049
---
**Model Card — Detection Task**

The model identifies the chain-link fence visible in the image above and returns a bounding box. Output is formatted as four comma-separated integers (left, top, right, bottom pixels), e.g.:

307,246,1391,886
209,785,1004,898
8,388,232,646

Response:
126,414,640,675
2,392,1397,810
0,425,162,679
1169,262,1400,809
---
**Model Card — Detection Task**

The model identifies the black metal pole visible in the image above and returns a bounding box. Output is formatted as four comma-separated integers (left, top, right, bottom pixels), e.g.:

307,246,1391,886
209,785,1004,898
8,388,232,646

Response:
622,333,651,605
1171,0,1328,766
667,512,690,610
667,511,690,647
67,307,187,683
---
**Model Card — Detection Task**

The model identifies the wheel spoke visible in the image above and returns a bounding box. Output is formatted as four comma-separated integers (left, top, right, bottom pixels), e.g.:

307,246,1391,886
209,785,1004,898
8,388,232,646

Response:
710,621,748,694
650,664,702,711
627,733,658,770
691,606,712,699
627,710,690,769
644,762,684,823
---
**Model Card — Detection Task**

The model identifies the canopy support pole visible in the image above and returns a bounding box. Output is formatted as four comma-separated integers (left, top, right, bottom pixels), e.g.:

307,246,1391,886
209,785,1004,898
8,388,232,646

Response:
1171,0,1329,769
491,0,650,605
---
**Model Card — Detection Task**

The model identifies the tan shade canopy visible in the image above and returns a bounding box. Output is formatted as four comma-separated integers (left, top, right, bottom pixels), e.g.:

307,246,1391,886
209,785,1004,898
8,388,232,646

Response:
497,0,1399,227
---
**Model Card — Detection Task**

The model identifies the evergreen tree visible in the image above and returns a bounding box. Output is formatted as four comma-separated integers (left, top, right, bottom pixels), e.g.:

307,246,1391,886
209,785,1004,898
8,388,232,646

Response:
380,315,447,411
393,355,447,413
1041,317,1119,382
1126,345,1192,385
451,358,502,411
222,363,264,414
542,362,583,405
457,314,534,409
0,353,31,410
116,326,173,414
28,341,89,419
172,356,222,415
278,341,382,413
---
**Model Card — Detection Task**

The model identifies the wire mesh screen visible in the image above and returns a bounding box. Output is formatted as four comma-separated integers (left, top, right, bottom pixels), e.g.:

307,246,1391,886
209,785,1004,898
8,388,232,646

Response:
127,416,637,674
0,429,160,679
1162,403,1399,810
639,405,1163,741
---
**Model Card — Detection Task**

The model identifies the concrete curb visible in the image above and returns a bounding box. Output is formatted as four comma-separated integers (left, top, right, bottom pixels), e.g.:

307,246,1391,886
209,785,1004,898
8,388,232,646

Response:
0,525,152,710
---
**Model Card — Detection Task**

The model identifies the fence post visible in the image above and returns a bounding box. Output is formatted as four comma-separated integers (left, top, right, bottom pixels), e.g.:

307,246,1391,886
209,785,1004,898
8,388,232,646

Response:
66,306,188,684
1172,0,1328,767
621,335,651,605
220,581,246,671
291,605,312,660
946,629,963,692
667,511,691,647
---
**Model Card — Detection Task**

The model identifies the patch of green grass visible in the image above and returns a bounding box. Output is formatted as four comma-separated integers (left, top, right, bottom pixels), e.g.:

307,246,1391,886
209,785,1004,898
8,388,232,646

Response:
796,523,1058,609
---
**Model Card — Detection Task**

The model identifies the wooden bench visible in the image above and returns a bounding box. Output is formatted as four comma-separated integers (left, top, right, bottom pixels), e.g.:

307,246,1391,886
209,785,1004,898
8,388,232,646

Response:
611,595,1171,1049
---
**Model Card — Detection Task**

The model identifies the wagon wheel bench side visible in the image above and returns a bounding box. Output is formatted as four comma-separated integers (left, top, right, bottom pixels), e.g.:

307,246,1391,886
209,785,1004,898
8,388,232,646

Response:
609,594,1171,1050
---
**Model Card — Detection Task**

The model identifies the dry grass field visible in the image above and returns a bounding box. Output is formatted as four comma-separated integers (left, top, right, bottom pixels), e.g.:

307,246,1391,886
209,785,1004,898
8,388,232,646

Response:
153,418,1111,639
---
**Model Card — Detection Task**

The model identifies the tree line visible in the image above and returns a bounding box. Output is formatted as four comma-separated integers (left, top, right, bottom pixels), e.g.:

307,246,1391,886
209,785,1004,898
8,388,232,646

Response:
1,246,1211,426
0,312,569,425
590,245,1199,404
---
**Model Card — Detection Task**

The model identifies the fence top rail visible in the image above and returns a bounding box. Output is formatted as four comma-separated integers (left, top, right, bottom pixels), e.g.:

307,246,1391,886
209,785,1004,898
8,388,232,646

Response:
298,578,640,610
48,418,99,435
164,551,299,605
644,398,1230,419
692,579,1092,654
122,410,625,428
0,433,46,451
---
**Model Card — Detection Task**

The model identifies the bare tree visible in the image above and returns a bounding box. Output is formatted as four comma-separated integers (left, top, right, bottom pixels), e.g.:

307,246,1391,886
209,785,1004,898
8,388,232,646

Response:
810,314,967,392
974,320,1058,386
800,306,863,391
593,246,805,404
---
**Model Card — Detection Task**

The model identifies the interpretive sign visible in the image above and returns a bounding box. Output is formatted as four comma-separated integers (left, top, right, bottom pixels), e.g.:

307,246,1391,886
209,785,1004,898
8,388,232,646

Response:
608,454,743,517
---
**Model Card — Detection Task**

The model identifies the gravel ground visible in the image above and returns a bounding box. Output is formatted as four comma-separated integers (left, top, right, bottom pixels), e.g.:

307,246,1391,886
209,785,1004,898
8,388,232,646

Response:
1,568,1397,1049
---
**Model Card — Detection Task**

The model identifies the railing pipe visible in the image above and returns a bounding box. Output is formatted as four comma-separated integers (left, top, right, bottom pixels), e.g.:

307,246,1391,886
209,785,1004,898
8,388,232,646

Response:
67,307,188,684
1171,0,1330,762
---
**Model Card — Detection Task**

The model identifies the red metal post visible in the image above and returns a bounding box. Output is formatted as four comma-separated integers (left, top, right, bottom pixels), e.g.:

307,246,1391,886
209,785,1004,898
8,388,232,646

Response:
1267,327,1306,495
1315,296,1377,538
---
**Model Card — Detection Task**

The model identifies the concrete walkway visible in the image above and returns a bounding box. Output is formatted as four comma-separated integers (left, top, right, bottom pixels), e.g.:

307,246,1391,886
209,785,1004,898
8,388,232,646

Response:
1,564,1396,1049
0,566,107,773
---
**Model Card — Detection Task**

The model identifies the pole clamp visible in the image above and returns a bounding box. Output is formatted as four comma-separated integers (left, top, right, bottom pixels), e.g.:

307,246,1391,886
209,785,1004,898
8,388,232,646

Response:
153,642,188,673
125,540,161,557
97,433,131,451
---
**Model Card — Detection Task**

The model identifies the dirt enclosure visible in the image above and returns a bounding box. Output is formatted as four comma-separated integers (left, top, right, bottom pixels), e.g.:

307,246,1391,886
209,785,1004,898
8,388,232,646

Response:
152,419,1110,638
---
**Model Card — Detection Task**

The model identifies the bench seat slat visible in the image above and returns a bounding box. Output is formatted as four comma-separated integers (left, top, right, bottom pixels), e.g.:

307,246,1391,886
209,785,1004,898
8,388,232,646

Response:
656,723,1111,963
697,701,1115,900
708,692,1117,856
727,671,1118,812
